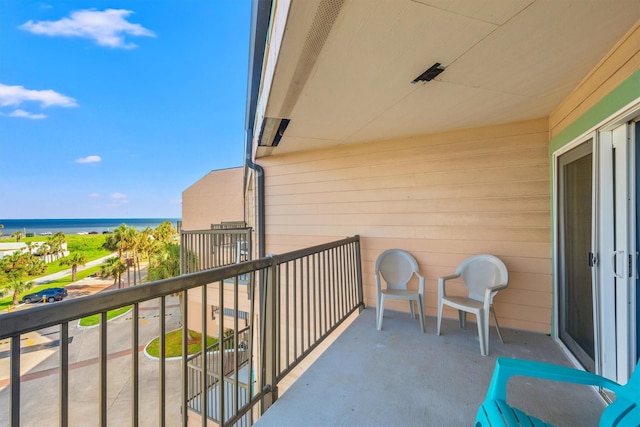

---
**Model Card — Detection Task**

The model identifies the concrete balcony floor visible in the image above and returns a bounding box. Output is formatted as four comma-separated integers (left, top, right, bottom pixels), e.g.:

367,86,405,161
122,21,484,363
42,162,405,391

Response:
257,308,605,426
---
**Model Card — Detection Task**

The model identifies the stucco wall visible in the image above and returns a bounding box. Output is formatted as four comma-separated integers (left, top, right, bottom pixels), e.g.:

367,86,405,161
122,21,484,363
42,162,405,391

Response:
181,167,244,231
258,118,552,333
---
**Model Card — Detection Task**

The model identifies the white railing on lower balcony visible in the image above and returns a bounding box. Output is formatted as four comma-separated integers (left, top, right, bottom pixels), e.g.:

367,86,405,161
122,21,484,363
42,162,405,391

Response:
0,235,363,427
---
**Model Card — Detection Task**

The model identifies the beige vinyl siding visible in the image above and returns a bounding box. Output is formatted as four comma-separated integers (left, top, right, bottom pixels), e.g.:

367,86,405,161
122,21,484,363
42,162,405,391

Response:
259,118,552,333
181,167,244,231
186,283,252,335
550,20,640,138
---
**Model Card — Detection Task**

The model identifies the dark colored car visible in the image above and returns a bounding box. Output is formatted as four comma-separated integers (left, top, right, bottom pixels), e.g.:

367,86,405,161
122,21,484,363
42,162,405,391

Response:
22,288,68,304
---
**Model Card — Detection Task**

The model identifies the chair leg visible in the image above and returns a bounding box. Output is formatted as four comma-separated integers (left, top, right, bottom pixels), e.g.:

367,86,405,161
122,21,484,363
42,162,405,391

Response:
459,310,467,329
377,296,385,331
409,300,416,319
417,296,425,333
477,310,487,356
491,306,504,343
437,301,443,335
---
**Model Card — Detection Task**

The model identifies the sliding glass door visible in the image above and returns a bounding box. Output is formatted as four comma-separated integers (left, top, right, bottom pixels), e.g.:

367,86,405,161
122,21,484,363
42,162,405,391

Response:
557,140,595,372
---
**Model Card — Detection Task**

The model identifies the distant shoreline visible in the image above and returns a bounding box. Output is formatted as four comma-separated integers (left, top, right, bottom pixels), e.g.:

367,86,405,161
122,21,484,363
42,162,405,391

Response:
0,218,180,237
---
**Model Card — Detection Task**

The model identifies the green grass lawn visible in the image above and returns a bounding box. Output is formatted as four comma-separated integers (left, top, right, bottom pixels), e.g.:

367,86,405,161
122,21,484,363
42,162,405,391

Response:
0,234,113,310
37,234,111,276
1,234,110,278
146,329,217,358
78,305,132,327
0,264,106,312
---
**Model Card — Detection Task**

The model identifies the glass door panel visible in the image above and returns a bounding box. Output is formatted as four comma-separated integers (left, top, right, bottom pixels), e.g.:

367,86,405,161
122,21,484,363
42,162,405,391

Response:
558,140,595,372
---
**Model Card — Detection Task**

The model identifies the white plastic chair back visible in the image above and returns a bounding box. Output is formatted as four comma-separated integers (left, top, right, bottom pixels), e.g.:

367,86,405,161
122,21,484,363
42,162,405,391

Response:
457,255,508,303
375,249,425,332
376,249,420,290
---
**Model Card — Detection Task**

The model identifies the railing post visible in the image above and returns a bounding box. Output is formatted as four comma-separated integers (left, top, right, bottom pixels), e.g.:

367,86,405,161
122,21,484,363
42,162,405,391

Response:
354,235,365,312
260,255,278,414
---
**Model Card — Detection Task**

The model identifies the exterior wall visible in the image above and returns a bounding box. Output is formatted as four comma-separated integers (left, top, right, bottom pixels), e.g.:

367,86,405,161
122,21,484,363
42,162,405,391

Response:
550,20,640,147
181,167,244,231
258,118,552,333
186,283,253,336
546,21,640,341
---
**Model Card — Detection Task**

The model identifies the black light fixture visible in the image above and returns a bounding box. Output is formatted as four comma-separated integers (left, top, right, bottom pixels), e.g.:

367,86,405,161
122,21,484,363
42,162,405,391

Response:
411,62,445,84
258,117,291,147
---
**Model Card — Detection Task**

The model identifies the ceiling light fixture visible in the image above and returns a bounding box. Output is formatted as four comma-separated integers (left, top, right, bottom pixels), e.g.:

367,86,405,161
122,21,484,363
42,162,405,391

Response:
258,117,290,147
411,62,445,84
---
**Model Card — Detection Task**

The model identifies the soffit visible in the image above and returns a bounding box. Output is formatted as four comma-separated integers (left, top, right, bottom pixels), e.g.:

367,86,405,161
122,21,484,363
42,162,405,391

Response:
259,0,640,156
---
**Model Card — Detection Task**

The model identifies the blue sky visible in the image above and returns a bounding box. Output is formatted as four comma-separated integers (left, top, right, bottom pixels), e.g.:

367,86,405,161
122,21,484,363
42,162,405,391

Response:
0,1,251,219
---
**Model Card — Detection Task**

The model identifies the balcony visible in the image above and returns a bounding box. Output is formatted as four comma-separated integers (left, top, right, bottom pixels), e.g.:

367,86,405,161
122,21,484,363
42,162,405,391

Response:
0,235,605,426
256,308,606,426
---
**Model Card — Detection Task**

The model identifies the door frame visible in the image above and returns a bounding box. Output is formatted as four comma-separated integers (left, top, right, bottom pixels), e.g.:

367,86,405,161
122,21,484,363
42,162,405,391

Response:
553,98,640,383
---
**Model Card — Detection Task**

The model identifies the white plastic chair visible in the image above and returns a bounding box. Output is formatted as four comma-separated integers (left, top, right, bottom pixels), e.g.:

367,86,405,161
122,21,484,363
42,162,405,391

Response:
375,249,425,333
436,254,508,356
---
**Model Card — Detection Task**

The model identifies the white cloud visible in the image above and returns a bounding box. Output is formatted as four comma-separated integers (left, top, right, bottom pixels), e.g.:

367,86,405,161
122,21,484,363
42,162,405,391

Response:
89,193,100,198
0,83,77,108
9,109,47,120
20,9,156,49
105,192,129,208
76,155,102,164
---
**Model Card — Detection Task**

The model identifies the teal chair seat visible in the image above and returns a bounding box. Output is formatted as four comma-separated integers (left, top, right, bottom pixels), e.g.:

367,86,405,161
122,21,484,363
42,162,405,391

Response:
475,357,640,426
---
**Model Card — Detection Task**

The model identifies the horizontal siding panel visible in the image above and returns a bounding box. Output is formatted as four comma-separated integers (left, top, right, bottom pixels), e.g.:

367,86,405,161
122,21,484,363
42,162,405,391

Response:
266,178,550,198
265,142,548,183
267,196,550,216
550,22,640,137
263,119,552,332
262,118,548,174
497,304,551,326
462,240,550,259
266,211,549,228
552,51,640,137
496,288,552,309
266,224,550,243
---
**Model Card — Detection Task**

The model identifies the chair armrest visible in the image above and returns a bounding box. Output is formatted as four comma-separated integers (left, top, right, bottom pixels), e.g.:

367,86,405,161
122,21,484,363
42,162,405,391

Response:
487,283,507,292
416,272,425,295
485,357,622,402
438,274,460,298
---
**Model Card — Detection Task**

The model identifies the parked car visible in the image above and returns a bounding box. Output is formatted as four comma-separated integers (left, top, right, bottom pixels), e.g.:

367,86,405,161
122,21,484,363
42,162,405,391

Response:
22,288,68,304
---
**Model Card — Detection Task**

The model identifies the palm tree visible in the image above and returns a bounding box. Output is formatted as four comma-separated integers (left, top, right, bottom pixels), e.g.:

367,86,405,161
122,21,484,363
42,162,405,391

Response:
104,224,139,285
101,257,127,288
25,255,46,277
1,251,34,305
148,243,181,281
148,243,190,329
153,221,177,244
12,231,24,242
136,228,161,284
60,252,89,282
48,232,66,260
8,277,34,306
36,242,52,262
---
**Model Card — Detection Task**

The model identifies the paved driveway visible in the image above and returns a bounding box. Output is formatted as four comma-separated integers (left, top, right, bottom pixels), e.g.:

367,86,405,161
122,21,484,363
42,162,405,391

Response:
0,278,184,426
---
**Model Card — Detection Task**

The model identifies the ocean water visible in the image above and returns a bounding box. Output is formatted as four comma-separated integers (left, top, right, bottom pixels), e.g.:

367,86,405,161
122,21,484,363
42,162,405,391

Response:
0,218,181,237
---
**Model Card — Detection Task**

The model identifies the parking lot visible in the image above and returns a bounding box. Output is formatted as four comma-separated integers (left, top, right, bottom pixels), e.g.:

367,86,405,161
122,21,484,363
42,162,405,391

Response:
0,265,184,426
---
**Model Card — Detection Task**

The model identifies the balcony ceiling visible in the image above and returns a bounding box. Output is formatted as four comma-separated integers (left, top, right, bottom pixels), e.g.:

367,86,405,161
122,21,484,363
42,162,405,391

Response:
258,0,640,156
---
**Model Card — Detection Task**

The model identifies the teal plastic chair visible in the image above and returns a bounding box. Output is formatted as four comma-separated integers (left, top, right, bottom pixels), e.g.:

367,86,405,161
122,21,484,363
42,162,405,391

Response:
475,357,640,426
